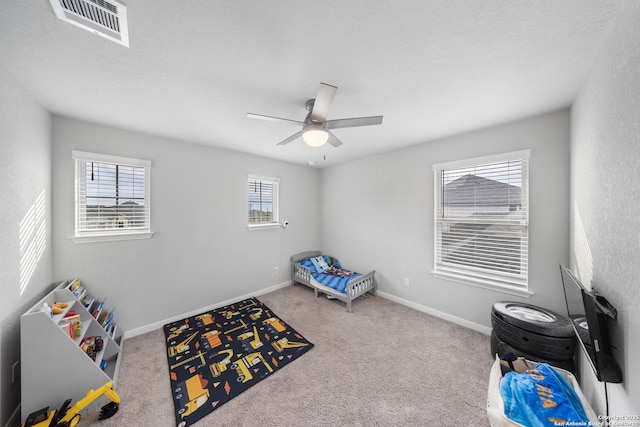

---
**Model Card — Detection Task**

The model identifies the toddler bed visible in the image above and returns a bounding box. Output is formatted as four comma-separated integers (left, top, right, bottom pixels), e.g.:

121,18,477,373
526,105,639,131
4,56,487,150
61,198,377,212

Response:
291,251,376,313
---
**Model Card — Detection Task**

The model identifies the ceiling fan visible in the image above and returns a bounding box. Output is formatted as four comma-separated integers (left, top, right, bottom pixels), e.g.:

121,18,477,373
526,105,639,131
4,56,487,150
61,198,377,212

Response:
247,82,383,148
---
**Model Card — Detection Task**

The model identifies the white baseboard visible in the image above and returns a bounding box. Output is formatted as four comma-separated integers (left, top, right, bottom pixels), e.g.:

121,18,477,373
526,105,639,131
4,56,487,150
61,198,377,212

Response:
375,290,492,335
123,282,491,339
5,403,20,427
124,281,293,339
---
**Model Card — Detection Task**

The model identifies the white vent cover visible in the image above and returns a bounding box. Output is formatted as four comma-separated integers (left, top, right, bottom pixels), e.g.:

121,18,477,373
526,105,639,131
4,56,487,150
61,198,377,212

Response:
49,0,129,47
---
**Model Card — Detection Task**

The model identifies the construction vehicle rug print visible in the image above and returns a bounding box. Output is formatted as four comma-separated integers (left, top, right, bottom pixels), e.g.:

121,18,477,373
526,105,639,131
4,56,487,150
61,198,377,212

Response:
163,297,314,427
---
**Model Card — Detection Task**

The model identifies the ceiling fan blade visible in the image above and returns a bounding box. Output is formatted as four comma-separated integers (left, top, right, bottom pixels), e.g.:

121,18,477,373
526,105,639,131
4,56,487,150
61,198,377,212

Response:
326,115,383,129
247,113,304,126
310,82,337,123
277,130,304,145
326,131,343,147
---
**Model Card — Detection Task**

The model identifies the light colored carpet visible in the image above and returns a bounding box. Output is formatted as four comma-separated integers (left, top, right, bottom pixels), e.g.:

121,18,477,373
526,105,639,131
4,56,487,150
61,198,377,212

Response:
79,284,493,426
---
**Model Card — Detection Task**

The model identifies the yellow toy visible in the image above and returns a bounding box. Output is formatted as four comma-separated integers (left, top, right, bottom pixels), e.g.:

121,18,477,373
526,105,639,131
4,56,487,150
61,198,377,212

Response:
50,302,68,315
22,381,120,427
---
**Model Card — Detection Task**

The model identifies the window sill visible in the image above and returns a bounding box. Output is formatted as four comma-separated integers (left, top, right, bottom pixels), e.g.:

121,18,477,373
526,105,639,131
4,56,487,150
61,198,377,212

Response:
70,231,154,244
247,223,281,231
431,270,533,298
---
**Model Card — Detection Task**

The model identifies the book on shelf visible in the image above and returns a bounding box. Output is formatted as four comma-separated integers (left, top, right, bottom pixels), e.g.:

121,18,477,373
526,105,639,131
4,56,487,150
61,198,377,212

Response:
67,278,80,291
83,297,95,310
96,308,109,326
104,322,118,338
63,310,78,318
101,309,115,329
77,288,88,304
91,298,107,319
67,279,83,297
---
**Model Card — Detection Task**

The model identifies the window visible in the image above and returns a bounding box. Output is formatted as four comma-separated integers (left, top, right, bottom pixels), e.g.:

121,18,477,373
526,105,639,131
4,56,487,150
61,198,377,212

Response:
247,175,279,229
72,151,152,242
433,150,529,291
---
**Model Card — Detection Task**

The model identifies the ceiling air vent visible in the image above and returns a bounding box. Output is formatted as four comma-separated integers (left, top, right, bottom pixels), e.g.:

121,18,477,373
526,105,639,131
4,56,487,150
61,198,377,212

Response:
49,0,129,47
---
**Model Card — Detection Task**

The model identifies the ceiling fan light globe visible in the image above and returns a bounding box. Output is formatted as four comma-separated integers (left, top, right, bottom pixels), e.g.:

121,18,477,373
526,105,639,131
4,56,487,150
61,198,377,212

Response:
303,129,328,147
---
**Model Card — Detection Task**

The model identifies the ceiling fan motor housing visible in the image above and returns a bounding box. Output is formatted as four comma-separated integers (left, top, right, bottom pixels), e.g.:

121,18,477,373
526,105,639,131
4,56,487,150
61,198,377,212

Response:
247,82,383,148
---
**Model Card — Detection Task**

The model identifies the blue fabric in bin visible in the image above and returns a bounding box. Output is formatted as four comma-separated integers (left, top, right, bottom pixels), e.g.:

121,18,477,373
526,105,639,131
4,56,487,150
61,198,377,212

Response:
299,256,361,294
500,362,589,427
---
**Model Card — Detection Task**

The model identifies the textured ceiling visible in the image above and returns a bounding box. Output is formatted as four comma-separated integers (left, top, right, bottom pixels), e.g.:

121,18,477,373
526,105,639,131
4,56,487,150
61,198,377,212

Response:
0,1,629,167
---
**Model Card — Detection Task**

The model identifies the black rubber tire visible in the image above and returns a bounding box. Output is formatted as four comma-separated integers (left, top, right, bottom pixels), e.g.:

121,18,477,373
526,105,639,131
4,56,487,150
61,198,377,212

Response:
491,312,576,359
492,301,574,338
491,331,575,373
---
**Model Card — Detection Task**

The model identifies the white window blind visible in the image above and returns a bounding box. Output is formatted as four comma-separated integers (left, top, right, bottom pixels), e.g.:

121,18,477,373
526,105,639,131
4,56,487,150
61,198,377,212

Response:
73,151,151,241
433,151,529,290
248,175,279,227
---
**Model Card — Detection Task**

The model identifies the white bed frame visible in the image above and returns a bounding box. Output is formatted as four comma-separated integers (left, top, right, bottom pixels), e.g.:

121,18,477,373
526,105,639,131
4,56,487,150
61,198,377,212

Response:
290,250,376,313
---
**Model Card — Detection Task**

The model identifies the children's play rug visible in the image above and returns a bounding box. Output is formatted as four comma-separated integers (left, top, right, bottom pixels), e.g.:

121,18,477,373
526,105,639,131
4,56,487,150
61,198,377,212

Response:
163,297,314,427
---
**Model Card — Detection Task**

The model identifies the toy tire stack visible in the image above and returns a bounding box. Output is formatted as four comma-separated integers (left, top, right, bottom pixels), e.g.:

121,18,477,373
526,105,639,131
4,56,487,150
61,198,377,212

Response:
490,301,576,372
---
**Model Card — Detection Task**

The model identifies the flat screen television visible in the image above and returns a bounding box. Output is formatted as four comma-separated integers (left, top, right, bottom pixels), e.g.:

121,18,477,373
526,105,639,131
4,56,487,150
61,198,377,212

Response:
559,263,622,383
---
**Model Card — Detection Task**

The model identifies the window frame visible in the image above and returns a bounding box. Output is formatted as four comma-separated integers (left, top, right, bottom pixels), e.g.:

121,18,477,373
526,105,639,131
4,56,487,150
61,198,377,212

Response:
247,174,280,230
71,150,153,243
432,150,531,294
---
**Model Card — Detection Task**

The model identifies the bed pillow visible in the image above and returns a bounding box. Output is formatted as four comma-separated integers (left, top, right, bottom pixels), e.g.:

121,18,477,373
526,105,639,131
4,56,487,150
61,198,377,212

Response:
310,256,330,273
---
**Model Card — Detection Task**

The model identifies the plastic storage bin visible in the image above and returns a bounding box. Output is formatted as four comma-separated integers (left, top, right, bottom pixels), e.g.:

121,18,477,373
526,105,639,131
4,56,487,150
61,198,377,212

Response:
486,355,601,427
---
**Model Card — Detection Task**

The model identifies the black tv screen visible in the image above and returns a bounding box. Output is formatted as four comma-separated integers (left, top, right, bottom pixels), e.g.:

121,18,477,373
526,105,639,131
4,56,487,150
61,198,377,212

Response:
559,263,621,383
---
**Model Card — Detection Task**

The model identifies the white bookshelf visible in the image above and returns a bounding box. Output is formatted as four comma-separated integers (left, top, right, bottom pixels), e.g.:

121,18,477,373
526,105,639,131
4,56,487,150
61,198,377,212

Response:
20,281,123,422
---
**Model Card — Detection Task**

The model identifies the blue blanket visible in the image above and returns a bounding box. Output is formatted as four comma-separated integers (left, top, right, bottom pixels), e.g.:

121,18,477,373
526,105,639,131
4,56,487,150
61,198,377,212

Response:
500,363,589,427
299,256,362,293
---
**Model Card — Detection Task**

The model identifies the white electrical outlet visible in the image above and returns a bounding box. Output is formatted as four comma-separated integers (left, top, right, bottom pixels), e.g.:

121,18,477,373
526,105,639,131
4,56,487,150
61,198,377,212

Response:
404,278,410,287
12,361,19,383
274,267,279,274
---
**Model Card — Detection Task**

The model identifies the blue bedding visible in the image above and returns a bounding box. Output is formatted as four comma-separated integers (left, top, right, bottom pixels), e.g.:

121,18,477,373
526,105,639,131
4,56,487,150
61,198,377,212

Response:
299,255,362,294
500,362,589,427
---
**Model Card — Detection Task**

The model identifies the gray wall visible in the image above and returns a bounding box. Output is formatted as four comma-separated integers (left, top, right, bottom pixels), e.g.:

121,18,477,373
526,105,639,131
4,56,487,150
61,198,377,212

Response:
0,66,53,427
51,116,321,334
570,2,640,415
4,3,639,418
320,109,570,329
